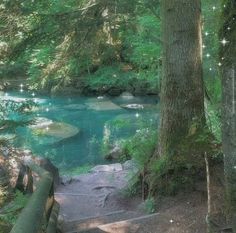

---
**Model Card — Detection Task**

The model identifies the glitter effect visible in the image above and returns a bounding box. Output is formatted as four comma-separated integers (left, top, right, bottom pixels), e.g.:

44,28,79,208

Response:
220,38,229,46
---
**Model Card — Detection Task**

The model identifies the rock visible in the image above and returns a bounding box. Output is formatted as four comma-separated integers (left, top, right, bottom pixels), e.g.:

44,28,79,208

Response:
90,163,123,172
120,92,134,99
63,104,86,111
1,147,10,157
37,158,60,186
123,159,140,173
121,103,158,110
121,104,144,110
86,100,121,111
104,145,123,160
23,149,32,155
32,121,80,144
30,117,53,129
61,176,80,185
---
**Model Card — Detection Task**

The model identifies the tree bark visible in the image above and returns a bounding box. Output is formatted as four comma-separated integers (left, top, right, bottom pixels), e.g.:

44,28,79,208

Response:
158,0,205,157
220,1,236,231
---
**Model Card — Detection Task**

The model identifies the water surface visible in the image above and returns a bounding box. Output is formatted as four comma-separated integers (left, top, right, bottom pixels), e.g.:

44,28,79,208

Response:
1,91,159,172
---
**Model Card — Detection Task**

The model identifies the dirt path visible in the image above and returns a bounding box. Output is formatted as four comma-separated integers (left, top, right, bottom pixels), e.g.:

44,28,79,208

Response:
55,162,142,221
55,162,207,232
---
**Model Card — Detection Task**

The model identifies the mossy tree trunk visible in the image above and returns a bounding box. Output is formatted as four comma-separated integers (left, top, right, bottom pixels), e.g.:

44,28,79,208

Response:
157,0,205,157
219,1,236,231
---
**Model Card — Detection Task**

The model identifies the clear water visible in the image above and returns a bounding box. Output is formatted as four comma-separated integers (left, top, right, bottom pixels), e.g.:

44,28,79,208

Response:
1,92,159,172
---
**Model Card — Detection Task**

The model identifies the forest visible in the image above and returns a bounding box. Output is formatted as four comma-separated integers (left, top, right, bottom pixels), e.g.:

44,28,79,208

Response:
0,0,236,233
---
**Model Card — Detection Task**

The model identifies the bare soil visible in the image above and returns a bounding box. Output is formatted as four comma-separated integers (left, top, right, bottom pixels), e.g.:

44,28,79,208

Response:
55,164,207,233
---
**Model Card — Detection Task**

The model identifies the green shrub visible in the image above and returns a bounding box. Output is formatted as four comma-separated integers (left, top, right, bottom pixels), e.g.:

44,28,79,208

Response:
0,191,29,226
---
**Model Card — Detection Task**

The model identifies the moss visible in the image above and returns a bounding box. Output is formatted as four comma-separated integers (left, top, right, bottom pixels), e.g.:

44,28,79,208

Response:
148,127,221,196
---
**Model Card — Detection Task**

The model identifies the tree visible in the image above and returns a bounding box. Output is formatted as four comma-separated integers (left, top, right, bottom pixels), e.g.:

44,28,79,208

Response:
157,0,205,157
219,1,236,231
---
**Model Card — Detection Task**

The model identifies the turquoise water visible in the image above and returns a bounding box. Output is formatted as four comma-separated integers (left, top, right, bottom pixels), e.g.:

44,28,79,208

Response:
1,92,159,171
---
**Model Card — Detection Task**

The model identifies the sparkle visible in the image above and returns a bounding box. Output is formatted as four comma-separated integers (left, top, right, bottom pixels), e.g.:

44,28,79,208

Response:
46,127,49,131
212,6,216,10
20,89,24,93
202,44,206,49
209,68,212,71
227,27,231,30
46,108,49,112
206,53,210,58
218,62,222,67
221,57,225,60
224,4,226,8
170,219,174,223
205,32,209,36
20,84,23,88
220,38,229,46
135,113,140,118
32,92,35,97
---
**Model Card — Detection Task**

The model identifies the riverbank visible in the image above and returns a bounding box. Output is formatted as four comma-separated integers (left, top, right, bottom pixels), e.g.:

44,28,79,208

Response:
0,146,208,232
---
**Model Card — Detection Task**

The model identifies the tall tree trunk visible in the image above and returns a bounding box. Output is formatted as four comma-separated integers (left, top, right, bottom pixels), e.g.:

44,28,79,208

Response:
158,0,205,157
220,1,236,231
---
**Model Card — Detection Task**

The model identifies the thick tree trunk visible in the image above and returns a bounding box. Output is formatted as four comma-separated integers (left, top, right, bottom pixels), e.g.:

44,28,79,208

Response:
220,1,236,231
158,0,205,157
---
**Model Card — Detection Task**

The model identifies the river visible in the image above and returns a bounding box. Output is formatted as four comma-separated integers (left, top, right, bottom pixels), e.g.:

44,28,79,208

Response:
0,91,159,173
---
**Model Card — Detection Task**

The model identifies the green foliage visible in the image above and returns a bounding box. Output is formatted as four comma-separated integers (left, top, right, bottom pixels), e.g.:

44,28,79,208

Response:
123,129,157,166
0,99,37,135
124,14,161,69
206,103,221,143
0,99,37,120
141,197,156,214
0,0,162,95
0,191,29,225
86,66,134,92
61,164,93,176
150,155,197,195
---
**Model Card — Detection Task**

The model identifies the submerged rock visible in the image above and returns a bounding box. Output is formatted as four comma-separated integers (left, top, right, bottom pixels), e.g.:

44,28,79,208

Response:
41,122,79,138
30,117,53,129
63,104,86,111
86,100,121,111
30,117,80,143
